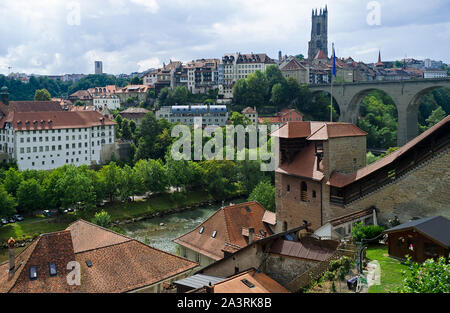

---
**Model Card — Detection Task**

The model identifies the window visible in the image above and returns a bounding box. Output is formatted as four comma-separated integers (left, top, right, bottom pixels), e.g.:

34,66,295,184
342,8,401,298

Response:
86,260,92,267
287,184,290,192
49,263,57,276
29,266,38,280
199,226,204,234
196,252,200,262
211,230,217,238
241,279,255,288
312,190,316,198
301,182,308,202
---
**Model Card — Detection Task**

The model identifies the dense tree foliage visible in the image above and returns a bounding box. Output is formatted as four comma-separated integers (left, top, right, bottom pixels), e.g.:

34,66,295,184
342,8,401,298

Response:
232,66,337,121
394,255,450,293
34,88,52,101
248,180,275,212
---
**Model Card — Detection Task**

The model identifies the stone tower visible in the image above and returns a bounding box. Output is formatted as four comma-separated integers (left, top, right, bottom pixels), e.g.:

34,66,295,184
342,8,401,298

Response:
308,6,328,60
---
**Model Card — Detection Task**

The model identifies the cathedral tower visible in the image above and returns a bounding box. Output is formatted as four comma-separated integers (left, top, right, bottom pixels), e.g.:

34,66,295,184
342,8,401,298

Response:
308,6,328,60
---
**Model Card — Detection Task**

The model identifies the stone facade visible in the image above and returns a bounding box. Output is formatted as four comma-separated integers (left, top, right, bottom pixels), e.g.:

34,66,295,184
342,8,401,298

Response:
275,173,323,232
308,78,450,146
341,148,450,225
323,136,367,175
308,7,328,60
179,246,216,270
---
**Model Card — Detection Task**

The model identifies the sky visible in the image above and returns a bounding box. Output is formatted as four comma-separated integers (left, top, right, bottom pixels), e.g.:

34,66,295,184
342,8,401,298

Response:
0,0,449,75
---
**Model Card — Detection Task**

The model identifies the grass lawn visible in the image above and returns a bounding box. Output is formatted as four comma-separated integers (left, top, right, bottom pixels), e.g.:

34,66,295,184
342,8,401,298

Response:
0,190,227,243
366,244,408,293
104,190,215,220
0,216,70,243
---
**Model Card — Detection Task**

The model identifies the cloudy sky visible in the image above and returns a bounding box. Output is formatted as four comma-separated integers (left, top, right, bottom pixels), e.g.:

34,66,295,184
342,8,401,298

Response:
0,0,449,75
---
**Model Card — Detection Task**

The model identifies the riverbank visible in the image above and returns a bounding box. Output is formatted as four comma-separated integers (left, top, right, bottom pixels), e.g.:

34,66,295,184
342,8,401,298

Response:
0,189,246,251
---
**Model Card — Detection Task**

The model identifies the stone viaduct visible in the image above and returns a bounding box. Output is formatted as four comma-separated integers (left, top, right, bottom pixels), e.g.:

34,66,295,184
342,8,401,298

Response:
309,78,450,146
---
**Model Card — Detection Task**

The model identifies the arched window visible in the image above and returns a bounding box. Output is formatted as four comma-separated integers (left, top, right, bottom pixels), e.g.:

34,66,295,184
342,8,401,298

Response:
301,182,308,202
316,23,321,35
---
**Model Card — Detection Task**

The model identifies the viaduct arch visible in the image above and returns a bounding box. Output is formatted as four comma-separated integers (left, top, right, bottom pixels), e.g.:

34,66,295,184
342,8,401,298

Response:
309,78,450,146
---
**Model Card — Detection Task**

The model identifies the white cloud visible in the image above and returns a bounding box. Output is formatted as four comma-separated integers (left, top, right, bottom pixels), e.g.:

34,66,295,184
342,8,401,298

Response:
129,0,159,13
0,0,448,75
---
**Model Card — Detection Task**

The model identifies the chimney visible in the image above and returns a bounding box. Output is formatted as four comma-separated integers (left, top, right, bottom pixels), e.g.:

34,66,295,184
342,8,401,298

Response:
205,284,214,293
1,86,9,106
248,228,255,245
8,237,15,272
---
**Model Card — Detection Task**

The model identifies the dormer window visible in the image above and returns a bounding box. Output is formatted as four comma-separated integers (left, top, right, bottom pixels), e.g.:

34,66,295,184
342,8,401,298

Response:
29,266,38,280
49,262,57,276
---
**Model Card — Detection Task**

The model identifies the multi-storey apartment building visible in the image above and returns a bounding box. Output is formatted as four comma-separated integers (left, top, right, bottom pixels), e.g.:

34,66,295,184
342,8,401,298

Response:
92,94,121,110
218,53,275,102
156,104,228,127
0,87,116,171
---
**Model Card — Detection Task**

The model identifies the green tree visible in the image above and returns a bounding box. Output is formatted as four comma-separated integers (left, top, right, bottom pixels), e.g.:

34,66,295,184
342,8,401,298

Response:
426,106,446,128
134,159,168,194
17,179,43,214
265,65,286,92
0,185,17,217
233,71,269,109
91,210,112,228
394,255,450,293
230,112,250,127
98,162,122,202
3,168,23,196
248,180,275,212
172,86,189,105
121,119,132,140
165,155,196,193
130,76,143,85
34,88,52,101
199,160,236,200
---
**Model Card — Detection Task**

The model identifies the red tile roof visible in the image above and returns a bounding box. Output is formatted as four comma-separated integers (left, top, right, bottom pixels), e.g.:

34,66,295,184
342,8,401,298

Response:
0,231,80,293
8,101,63,112
268,237,338,262
6,110,115,131
0,220,198,293
173,202,274,260
307,123,367,140
276,142,324,181
205,269,290,293
328,114,450,188
270,121,312,138
314,50,328,60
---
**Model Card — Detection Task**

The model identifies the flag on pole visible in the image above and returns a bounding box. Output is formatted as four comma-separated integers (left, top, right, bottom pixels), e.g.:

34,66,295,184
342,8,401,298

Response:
332,43,336,78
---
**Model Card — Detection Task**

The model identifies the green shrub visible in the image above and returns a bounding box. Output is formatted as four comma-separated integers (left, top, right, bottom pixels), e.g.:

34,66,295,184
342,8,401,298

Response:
91,210,112,228
352,222,385,242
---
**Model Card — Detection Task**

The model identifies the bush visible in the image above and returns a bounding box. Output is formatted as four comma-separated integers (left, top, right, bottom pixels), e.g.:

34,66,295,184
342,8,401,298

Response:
394,255,450,293
91,210,112,228
352,222,385,243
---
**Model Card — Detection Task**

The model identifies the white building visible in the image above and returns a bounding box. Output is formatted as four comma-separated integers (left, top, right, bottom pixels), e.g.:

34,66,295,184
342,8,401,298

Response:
241,107,258,125
0,88,116,171
93,94,121,111
423,68,448,79
156,105,228,127
218,53,275,102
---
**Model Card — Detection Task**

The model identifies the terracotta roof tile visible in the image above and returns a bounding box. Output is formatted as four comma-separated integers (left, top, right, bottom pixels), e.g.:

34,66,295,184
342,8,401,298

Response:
66,220,131,253
307,123,367,140
7,110,115,131
174,202,273,260
268,237,338,262
76,240,197,293
328,115,450,187
208,269,289,293
0,231,80,293
276,142,324,181
0,220,198,293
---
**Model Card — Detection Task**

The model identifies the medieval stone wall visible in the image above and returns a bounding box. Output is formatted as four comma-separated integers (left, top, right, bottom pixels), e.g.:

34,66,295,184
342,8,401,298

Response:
275,173,323,232
339,148,450,225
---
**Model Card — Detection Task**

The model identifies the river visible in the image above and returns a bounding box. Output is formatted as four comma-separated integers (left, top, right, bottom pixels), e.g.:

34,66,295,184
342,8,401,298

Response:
120,198,247,253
